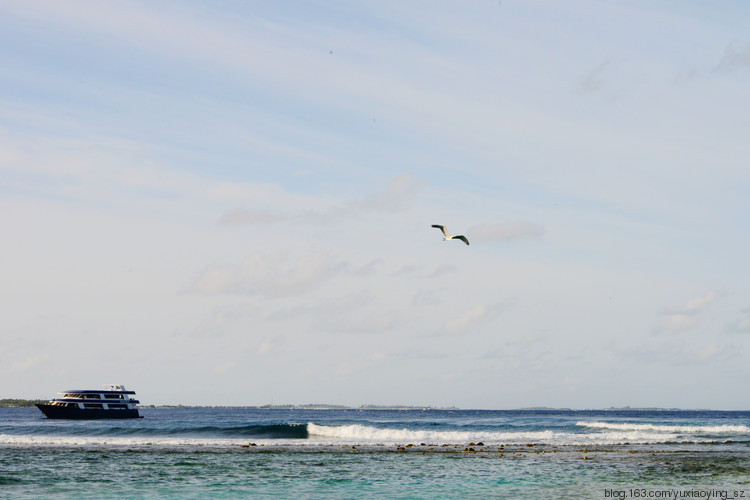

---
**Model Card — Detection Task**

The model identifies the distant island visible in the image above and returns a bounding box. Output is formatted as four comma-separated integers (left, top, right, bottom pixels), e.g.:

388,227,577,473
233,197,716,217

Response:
119,405,717,411
1,399,717,411
520,406,712,411
0,399,46,408
4,400,457,410
140,404,461,410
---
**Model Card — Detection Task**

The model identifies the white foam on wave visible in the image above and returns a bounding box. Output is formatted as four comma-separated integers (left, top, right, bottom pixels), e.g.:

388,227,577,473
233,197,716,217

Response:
3,420,738,449
0,434,239,448
577,422,750,434
305,423,711,446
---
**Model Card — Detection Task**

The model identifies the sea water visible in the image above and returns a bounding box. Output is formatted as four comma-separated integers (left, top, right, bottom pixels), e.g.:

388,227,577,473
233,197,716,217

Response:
1,408,749,498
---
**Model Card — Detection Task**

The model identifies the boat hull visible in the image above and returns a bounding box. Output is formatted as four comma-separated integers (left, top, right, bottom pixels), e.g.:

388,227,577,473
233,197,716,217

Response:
36,403,141,419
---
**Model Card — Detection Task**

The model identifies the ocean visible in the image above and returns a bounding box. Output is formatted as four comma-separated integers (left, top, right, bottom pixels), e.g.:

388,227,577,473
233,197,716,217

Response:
1,407,749,498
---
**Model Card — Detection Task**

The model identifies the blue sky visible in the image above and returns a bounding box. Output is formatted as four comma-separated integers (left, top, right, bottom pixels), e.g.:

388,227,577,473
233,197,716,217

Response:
2,0,750,408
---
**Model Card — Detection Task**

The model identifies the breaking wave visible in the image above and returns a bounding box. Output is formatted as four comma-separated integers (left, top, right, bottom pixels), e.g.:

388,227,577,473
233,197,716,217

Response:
3,413,748,449
577,422,750,434
306,423,714,446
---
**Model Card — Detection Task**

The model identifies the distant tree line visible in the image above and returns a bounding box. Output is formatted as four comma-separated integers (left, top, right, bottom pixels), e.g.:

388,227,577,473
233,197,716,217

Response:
0,399,46,407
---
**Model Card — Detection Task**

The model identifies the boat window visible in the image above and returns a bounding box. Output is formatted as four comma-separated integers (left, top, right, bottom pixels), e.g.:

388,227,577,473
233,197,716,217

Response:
108,404,128,409
104,394,123,399
84,404,103,408
66,403,79,407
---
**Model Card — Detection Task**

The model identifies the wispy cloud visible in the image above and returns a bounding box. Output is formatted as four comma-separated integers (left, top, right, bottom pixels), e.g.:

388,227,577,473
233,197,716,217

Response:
217,209,286,225
353,259,383,276
218,173,423,226
411,289,443,306
425,264,457,278
334,351,388,377
652,291,717,334
265,290,375,322
256,337,279,357
188,251,348,297
320,311,401,335
0,132,196,203
715,42,750,73
617,339,735,366
213,361,236,375
442,299,517,335
9,355,50,373
468,222,544,244
346,173,423,213
180,302,261,339
726,307,750,334
580,60,612,94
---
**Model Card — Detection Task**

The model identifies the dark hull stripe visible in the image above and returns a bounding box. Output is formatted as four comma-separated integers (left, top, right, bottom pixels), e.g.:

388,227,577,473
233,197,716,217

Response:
36,404,141,420
61,390,136,394
50,399,140,404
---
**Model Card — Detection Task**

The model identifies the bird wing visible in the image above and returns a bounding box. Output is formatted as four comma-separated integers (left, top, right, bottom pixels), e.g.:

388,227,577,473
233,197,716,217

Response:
454,235,470,245
431,224,448,237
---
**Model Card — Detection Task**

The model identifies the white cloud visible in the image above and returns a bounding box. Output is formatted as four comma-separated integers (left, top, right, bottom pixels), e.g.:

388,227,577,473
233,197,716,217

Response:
442,299,517,335
256,339,275,357
217,173,423,226
354,259,383,276
9,355,49,373
213,361,236,375
411,289,443,306
333,351,388,378
618,340,734,366
182,302,261,339
696,344,722,362
348,173,423,213
653,291,717,334
425,265,457,278
654,314,698,333
468,222,544,244
734,317,750,333
716,42,750,73
580,60,612,94
443,305,489,335
392,264,421,277
680,291,717,313
726,307,750,335
265,290,375,323
218,209,286,225
319,310,401,335
188,251,348,297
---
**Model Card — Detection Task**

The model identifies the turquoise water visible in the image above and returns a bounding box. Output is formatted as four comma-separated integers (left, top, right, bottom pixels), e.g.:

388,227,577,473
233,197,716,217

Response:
2,408,749,498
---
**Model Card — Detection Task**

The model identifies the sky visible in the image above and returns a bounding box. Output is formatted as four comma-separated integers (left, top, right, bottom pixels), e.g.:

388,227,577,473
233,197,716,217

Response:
2,0,750,409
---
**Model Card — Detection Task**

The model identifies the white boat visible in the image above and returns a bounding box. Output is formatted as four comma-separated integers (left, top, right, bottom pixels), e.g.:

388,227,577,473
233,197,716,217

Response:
36,384,142,419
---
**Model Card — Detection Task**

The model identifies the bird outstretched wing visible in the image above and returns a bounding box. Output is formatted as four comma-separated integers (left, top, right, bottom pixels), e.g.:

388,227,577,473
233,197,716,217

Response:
431,224,448,237
454,235,470,245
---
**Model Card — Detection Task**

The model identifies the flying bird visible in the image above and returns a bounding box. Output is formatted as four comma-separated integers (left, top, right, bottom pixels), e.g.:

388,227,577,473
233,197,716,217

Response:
432,225,469,245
